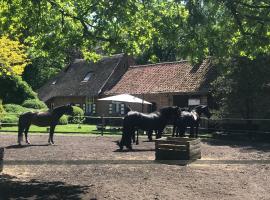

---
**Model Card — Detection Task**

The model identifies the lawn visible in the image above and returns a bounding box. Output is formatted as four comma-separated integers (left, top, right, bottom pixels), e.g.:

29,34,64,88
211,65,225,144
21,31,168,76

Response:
0,124,122,135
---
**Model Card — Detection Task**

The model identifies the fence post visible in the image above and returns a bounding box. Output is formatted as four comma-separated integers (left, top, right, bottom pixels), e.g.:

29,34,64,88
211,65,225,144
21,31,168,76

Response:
101,115,104,136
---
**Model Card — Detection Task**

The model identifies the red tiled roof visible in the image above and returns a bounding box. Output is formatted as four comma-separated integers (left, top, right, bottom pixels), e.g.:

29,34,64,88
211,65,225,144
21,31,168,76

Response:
105,59,214,95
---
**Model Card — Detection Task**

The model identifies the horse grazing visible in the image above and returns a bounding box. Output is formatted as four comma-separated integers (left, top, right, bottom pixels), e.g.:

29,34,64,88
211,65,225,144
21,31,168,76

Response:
18,104,73,145
117,106,180,150
173,105,211,138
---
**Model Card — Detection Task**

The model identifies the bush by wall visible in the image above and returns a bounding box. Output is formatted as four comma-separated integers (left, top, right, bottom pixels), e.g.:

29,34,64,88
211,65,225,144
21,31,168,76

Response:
58,115,68,125
69,106,85,124
22,99,47,110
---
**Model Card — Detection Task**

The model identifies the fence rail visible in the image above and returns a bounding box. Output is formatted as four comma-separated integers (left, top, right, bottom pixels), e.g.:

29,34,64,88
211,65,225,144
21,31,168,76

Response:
1,113,270,138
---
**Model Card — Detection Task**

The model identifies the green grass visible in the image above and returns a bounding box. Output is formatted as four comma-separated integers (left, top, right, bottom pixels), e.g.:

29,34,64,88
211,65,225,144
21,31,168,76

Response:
0,124,122,135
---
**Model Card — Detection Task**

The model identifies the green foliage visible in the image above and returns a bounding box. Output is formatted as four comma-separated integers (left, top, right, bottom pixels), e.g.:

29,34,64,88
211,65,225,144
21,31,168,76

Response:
3,104,31,115
0,74,37,104
22,99,47,110
0,36,29,76
0,99,4,121
69,106,85,124
211,55,270,118
1,0,269,65
58,115,68,125
1,114,19,124
2,104,32,125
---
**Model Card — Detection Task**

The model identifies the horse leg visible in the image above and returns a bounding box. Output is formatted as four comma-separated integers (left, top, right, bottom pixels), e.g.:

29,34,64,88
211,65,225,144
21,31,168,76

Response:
132,129,137,144
126,128,133,150
18,124,25,145
24,124,31,144
189,126,195,138
136,130,139,145
48,125,56,144
195,124,199,138
117,127,129,150
147,130,153,141
156,130,162,139
172,125,176,137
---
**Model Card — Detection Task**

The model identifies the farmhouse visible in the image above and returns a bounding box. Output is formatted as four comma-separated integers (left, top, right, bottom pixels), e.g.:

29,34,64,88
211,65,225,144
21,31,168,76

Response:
38,53,134,115
104,59,215,113
38,54,215,116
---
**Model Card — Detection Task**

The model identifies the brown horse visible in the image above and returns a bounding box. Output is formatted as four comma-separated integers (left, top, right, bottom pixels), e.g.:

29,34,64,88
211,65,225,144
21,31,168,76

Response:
18,104,73,145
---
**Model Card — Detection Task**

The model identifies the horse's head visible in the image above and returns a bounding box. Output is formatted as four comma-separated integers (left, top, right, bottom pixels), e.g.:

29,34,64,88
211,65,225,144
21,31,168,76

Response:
160,106,181,120
65,104,74,115
196,105,211,118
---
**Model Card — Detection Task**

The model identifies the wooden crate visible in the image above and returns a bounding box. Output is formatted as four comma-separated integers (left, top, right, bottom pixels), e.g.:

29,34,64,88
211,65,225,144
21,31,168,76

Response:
155,137,201,160
0,147,4,173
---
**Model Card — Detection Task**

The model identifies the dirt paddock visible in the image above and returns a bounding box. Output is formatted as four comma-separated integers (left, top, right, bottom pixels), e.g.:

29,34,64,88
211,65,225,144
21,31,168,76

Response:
0,133,270,200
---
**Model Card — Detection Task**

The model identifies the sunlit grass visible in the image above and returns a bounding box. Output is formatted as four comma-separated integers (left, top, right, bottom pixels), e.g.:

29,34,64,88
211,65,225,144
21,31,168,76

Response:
0,124,122,135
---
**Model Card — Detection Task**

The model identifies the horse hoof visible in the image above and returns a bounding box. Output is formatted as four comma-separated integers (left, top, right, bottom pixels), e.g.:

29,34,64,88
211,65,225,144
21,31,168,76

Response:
116,141,123,149
136,141,139,145
127,145,133,151
26,141,31,145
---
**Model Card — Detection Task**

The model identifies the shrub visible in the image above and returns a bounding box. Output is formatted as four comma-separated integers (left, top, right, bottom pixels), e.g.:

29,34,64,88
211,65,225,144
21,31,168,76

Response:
3,104,30,115
0,74,37,104
1,115,19,125
0,99,4,121
58,115,68,125
22,99,47,110
69,106,85,124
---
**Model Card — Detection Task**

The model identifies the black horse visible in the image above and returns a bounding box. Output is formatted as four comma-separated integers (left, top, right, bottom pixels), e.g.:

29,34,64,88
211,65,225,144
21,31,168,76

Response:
173,105,211,138
117,106,180,150
18,104,73,145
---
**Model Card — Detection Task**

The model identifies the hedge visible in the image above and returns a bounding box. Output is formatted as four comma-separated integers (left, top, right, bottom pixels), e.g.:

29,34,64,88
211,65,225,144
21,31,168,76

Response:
22,99,47,110
3,104,31,115
0,74,37,104
58,115,68,125
1,115,19,124
69,106,85,124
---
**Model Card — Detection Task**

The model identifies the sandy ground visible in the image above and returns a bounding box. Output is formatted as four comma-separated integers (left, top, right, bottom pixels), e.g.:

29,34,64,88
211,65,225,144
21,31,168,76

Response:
0,133,270,200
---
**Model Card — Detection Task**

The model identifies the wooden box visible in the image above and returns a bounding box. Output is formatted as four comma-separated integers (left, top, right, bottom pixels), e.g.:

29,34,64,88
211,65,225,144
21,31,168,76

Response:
0,147,4,173
155,137,201,160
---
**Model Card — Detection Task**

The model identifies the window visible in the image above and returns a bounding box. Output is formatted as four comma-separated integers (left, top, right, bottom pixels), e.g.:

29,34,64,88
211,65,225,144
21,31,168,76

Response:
85,102,96,115
109,102,125,115
188,98,200,106
82,72,93,82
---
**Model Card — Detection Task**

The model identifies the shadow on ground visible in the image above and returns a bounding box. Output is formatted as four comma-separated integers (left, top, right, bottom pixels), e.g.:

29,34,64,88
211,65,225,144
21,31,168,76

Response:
202,138,270,152
5,144,51,149
0,174,92,200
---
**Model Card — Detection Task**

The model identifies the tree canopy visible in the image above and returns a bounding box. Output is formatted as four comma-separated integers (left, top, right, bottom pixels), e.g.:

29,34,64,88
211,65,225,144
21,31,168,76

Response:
0,36,29,76
0,0,269,116
1,0,269,65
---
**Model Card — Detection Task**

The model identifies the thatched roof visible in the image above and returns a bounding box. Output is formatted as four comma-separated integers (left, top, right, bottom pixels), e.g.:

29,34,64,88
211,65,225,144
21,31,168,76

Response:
38,54,130,102
105,59,215,95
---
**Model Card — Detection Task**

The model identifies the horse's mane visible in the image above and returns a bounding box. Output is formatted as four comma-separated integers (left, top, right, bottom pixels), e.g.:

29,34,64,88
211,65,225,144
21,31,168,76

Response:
51,105,69,114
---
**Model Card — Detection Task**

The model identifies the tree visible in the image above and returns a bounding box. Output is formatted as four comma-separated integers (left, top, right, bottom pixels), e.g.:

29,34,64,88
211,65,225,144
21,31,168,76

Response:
212,55,270,119
0,36,29,76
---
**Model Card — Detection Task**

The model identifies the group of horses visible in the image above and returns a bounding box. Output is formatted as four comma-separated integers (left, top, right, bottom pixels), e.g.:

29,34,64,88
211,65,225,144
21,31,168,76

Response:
117,105,211,150
16,104,211,151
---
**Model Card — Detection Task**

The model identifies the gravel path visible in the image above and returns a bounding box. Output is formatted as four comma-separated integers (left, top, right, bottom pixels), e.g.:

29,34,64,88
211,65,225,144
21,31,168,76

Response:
0,133,270,200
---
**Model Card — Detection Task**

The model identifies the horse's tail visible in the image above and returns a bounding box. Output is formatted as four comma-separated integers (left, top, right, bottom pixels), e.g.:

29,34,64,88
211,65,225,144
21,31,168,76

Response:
121,116,134,148
17,112,32,144
18,114,26,144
